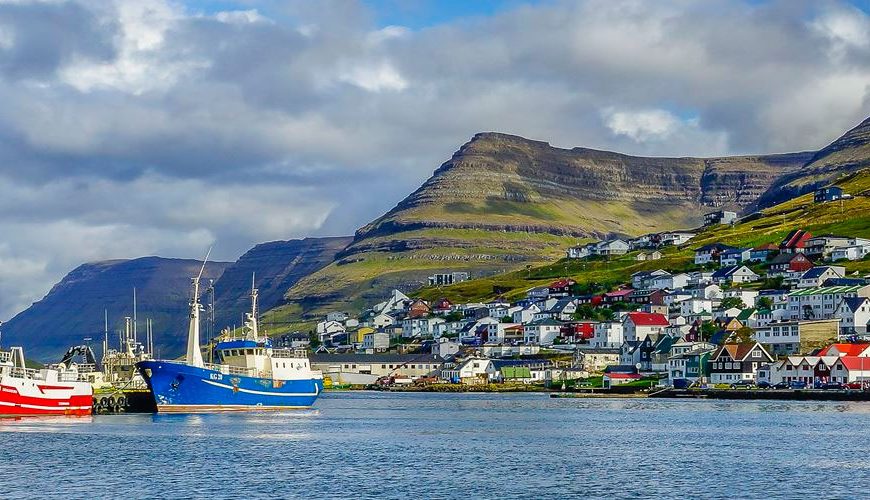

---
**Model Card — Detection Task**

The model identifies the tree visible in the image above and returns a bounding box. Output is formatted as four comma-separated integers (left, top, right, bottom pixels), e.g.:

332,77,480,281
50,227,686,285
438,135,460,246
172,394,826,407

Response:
720,297,745,310
501,315,514,323
700,321,718,342
733,326,754,343
444,311,464,322
756,296,773,310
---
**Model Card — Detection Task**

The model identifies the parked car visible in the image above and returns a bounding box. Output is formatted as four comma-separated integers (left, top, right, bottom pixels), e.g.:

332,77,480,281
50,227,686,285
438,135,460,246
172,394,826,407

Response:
789,380,807,390
818,382,845,390
772,381,790,390
730,380,755,389
756,381,771,389
845,381,868,390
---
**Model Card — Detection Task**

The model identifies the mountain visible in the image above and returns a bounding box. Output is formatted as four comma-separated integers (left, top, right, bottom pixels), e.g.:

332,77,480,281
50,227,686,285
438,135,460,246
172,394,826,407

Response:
1,257,229,361
417,166,870,305
211,236,352,331
755,117,870,208
266,132,811,329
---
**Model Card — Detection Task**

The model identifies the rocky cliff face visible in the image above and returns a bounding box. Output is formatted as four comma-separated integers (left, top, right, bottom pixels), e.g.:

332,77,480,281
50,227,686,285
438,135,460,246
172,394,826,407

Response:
276,133,810,327
212,236,351,330
1,257,229,361
354,132,809,244
755,117,870,208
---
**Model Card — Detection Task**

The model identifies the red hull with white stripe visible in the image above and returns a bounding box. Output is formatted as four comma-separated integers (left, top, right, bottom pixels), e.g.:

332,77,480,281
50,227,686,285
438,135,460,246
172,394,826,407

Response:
0,375,92,416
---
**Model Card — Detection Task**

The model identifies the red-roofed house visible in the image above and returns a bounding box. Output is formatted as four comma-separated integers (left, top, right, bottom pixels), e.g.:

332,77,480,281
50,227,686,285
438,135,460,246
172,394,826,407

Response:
830,356,870,383
603,371,642,387
780,229,813,254
817,343,870,357
622,312,670,341
603,288,634,304
548,278,576,297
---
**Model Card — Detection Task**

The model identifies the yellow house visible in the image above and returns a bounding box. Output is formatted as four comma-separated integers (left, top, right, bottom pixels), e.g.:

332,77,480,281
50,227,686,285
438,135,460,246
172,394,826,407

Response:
351,327,374,344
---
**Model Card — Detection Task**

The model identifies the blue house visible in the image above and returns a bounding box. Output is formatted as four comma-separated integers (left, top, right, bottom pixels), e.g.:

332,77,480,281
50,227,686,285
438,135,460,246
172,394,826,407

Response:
814,186,843,203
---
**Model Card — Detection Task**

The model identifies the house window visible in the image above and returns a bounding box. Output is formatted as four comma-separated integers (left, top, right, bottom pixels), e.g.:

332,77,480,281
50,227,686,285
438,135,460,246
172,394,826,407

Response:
752,351,761,358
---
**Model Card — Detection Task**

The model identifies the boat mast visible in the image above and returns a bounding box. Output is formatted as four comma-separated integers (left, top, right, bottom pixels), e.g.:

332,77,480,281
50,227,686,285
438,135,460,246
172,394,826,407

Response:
185,248,210,368
103,309,108,365
133,288,138,348
245,273,259,341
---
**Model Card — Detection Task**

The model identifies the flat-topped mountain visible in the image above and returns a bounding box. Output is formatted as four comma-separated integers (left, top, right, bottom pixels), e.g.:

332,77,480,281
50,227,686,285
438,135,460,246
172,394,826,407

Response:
272,132,816,328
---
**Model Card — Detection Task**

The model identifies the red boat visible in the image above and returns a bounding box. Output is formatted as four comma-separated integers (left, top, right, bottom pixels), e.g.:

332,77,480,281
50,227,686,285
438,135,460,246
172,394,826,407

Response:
0,346,92,416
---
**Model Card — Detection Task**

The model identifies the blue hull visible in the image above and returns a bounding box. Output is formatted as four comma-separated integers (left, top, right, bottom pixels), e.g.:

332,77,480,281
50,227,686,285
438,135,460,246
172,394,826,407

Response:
137,360,322,413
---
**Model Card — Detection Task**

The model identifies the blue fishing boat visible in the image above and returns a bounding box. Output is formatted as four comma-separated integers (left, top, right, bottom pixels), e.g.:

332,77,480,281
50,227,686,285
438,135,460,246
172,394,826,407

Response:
137,262,323,412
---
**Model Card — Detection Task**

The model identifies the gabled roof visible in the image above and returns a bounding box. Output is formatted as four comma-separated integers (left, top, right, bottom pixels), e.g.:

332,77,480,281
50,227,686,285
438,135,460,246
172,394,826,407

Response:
736,308,756,321
800,266,841,280
838,356,870,371
840,297,870,314
626,311,670,327
695,243,737,252
818,343,870,357
712,342,771,362
780,229,812,249
605,288,634,298
769,252,808,265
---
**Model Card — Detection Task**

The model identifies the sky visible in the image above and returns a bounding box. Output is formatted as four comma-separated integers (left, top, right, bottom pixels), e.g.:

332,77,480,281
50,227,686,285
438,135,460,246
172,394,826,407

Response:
0,0,869,320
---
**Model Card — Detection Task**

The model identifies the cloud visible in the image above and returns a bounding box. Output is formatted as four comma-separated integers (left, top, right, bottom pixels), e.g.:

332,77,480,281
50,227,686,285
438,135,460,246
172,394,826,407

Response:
0,0,869,319
603,108,681,142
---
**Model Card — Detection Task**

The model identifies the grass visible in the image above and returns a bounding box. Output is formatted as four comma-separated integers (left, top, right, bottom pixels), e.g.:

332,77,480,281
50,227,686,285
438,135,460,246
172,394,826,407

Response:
414,169,870,304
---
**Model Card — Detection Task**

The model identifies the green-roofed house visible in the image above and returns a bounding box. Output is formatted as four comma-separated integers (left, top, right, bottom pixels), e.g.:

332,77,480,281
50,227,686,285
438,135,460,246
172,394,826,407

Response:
786,285,870,321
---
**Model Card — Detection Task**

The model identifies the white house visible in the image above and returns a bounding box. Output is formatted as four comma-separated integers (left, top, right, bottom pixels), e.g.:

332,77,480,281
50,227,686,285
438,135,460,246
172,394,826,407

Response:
316,320,345,342
622,312,670,342
712,265,759,285
486,322,522,344
831,242,870,261
597,239,630,256
592,321,624,348
723,289,759,308
787,285,870,320
797,266,846,288
524,318,562,345
653,272,690,290
362,332,390,352
835,297,870,335
512,304,541,324
680,298,713,316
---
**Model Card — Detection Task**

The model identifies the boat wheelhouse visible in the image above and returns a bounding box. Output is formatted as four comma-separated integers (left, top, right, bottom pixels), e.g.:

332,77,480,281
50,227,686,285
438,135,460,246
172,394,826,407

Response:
0,346,93,416
138,262,323,412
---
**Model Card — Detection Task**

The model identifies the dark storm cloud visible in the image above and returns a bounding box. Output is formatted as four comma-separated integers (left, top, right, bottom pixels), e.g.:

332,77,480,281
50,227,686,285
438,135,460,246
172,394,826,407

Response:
0,1,118,79
0,0,868,319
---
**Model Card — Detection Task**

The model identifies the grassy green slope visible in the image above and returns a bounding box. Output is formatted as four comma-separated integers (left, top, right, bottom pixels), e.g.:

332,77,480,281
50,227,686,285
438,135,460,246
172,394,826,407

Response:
415,169,870,304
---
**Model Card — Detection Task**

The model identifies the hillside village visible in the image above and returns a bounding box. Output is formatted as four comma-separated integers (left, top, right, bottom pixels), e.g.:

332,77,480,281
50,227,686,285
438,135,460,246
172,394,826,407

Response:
293,186,870,392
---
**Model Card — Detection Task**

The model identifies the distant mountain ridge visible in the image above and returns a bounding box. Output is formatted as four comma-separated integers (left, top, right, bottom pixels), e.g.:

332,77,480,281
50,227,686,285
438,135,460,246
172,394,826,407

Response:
1,257,230,361
755,117,870,208
9,115,870,355
212,236,352,330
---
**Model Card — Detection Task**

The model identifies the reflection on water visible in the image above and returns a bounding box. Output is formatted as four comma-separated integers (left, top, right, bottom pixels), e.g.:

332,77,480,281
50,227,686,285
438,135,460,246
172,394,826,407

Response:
1,393,870,499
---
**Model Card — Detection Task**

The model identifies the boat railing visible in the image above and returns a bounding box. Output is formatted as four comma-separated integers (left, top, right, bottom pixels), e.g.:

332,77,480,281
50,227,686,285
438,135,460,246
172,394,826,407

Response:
9,366,45,380
270,347,309,359
205,363,257,377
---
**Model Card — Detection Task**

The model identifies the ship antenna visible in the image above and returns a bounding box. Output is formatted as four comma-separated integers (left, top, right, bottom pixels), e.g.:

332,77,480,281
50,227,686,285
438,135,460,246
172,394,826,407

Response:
133,287,138,348
184,247,211,368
